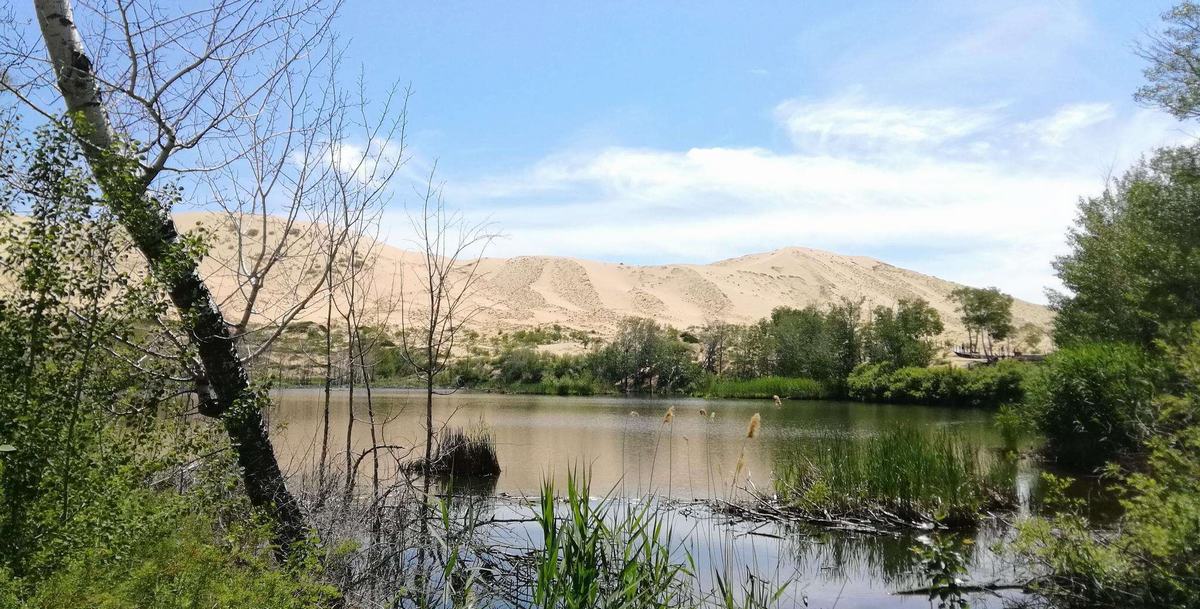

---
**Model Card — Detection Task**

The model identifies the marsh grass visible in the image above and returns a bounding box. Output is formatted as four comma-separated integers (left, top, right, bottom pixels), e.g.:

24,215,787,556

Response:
701,377,825,400
534,471,790,609
773,429,1015,528
415,424,502,478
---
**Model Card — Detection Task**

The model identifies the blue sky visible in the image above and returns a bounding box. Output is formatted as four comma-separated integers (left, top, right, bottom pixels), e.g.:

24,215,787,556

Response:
261,3,1200,302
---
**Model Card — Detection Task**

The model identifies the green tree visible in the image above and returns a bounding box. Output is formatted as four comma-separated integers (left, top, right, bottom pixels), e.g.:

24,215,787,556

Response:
770,306,836,382
866,299,944,369
951,287,1014,355
1050,145,1200,349
1136,1,1200,120
726,320,776,380
825,297,868,389
592,318,698,393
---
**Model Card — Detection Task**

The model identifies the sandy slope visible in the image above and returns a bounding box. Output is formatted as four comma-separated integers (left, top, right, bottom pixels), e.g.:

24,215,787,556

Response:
175,212,1053,344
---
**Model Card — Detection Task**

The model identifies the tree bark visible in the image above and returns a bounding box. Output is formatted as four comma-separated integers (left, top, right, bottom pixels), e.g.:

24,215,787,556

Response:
33,0,306,556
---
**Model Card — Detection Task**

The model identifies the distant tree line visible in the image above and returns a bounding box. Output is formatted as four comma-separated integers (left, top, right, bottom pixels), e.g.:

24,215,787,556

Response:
434,297,955,397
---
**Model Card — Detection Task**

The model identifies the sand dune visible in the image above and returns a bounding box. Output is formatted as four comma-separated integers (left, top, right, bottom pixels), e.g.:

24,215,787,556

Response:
175,212,1053,344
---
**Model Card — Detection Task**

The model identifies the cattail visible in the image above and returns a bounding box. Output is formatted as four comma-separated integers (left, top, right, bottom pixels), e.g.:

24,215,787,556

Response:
662,405,675,424
733,452,746,482
746,413,761,438
709,411,717,420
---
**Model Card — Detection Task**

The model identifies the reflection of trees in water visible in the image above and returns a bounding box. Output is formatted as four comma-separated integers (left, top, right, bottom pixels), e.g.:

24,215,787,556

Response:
781,522,1008,590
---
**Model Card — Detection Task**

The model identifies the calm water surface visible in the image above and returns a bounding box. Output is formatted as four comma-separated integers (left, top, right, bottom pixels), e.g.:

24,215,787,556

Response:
270,390,1034,608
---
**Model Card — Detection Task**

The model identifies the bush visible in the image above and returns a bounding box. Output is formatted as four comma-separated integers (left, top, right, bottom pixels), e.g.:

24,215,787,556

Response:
846,361,1029,408
1014,327,1200,609
1025,343,1168,469
9,509,336,609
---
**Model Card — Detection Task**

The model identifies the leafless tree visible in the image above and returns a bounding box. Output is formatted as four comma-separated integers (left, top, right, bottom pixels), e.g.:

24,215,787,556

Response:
309,76,408,504
399,171,496,471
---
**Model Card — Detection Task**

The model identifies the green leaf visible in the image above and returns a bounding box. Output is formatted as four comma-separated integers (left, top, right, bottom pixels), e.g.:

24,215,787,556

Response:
0,444,15,452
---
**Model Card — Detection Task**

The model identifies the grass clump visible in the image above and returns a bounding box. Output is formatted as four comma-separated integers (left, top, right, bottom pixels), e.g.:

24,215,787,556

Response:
534,471,790,609
774,429,1015,528
423,425,502,478
534,472,686,608
700,376,825,400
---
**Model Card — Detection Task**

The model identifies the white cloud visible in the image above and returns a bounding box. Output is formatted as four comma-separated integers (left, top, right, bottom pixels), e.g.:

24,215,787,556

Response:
1020,103,1116,146
775,95,999,147
392,97,1187,305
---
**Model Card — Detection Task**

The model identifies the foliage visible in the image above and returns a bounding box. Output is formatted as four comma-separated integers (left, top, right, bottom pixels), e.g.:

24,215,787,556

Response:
1049,144,1200,349
0,125,333,608
1137,1,1200,120
774,428,1014,527
7,510,336,609
950,287,1013,355
864,298,945,369
1023,343,1168,468
591,318,701,393
911,534,973,609
770,306,839,383
1014,327,1200,608
846,361,1029,408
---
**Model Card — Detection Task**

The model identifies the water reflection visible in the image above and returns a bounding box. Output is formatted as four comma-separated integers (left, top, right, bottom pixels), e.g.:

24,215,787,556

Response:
270,389,1003,500
271,389,1036,608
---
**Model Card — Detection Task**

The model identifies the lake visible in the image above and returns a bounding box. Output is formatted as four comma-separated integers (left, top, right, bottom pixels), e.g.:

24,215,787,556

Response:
270,389,1037,608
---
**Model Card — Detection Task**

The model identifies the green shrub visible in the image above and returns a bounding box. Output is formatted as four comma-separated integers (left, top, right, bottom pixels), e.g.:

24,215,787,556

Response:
1025,343,1168,469
13,510,336,609
846,361,1029,408
1014,328,1200,608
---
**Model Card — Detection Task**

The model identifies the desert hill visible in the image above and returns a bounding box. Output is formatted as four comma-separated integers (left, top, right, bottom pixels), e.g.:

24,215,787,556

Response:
175,212,1053,346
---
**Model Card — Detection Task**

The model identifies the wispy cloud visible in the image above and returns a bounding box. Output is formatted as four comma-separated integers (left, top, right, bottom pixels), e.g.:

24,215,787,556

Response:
1020,103,1116,147
775,95,1000,147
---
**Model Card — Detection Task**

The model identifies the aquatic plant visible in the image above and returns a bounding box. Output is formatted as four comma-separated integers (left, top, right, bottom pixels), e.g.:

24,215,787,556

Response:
420,424,502,478
700,376,825,400
773,429,1015,528
533,471,688,609
533,471,791,609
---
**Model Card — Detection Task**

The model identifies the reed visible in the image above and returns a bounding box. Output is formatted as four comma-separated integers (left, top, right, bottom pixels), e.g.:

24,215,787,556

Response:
701,376,825,400
533,471,791,608
414,424,502,478
533,471,687,608
773,428,1015,527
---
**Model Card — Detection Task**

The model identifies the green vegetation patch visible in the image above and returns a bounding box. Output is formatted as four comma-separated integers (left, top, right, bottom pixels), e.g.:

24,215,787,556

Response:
773,429,1016,528
846,361,1030,409
698,376,826,400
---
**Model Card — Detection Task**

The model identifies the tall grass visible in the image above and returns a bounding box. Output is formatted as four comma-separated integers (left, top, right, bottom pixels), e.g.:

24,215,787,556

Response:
774,429,1014,527
534,471,686,608
700,376,825,400
416,424,502,478
534,471,789,609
